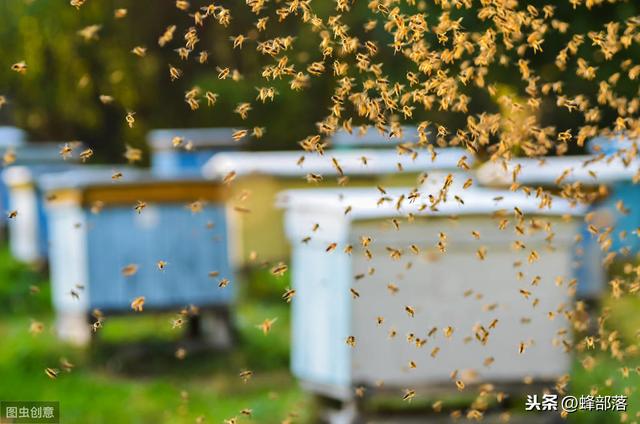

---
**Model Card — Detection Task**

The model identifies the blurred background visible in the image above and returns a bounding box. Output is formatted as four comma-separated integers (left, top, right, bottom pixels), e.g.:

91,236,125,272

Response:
0,0,640,423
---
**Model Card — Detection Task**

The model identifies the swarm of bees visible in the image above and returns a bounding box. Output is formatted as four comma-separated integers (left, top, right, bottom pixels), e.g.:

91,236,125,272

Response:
8,0,640,421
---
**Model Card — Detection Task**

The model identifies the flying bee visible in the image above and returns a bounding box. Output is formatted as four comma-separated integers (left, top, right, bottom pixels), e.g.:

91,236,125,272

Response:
134,201,147,214
131,296,145,312
45,368,59,379
121,264,138,277
257,318,277,335
7,210,17,219
169,65,182,81
124,112,136,128
79,148,93,162
271,262,288,277
223,171,237,184
402,389,416,402
131,46,147,57
346,335,356,347
124,145,142,162
282,288,296,303
239,370,253,383
157,260,167,270
11,61,27,74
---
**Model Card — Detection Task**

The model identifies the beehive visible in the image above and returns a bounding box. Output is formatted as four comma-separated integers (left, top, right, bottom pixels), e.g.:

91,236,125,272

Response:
1,142,83,263
39,169,234,345
147,128,243,177
0,126,26,225
279,174,583,406
476,151,639,300
203,148,471,266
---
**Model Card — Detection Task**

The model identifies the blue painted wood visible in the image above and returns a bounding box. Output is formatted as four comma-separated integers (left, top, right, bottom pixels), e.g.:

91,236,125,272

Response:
85,203,233,311
152,150,225,177
147,128,245,177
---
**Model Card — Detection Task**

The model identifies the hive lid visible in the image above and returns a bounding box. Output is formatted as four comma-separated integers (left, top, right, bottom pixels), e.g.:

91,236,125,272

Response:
203,148,471,179
331,126,423,148
38,167,226,206
476,155,639,187
147,128,245,150
0,126,26,148
4,142,86,164
277,172,585,220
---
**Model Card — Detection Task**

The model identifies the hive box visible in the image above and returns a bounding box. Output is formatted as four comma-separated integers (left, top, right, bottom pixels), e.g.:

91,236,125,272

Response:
148,128,243,177
279,174,583,406
0,126,26,226
203,148,471,266
1,143,84,263
476,151,639,299
39,169,234,345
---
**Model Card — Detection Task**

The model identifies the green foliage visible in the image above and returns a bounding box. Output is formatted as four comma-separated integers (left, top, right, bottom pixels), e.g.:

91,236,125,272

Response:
2,0,640,160
0,246,50,315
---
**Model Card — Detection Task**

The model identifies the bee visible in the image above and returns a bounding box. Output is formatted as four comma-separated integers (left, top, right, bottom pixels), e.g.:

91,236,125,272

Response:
239,370,253,383
325,242,337,252
346,335,356,347
131,296,145,312
232,129,248,141
3,149,16,165
134,201,147,214
223,171,237,185
131,46,147,57
282,288,296,303
7,210,17,219
271,263,288,277
79,148,93,162
402,389,416,402
196,91,215,108
60,358,75,372
169,65,182,81
30,320,44,334
124,112,136,128
122,264,138,277
45,368,59,379
157,260,167,270
456,380,465,391
77,24,101,41
11,61,27,74
218,278,230,288
257,318,277,335
114,8,127,18
405,305,415,317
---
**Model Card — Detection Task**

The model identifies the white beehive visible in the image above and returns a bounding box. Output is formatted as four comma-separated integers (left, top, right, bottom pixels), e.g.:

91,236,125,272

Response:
203,148,472,266
279,174,584,405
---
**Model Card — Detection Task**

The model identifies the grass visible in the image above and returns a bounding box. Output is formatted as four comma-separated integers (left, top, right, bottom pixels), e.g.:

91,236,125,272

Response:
0,245,638,423
0,248,310,424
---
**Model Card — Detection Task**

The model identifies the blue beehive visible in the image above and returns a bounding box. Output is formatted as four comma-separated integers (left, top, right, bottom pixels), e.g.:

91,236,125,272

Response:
587,136,640,254
1,142,83,263
148,128,244,177
39,169,234,345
